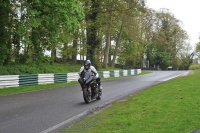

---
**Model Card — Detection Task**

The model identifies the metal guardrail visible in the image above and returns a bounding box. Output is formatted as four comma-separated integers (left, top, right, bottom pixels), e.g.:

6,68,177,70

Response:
0,75,19,88
0,69,141,89
115,64,158,70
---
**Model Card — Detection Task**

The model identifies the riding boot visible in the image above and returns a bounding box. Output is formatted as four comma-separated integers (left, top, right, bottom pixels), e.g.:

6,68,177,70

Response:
81,84,84,91
78,78,84,91
98,82,102,92
91,91,95,99
91,87,96,99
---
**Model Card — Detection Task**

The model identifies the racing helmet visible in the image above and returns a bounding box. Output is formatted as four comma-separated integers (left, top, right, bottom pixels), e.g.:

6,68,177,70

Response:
84,60,91,70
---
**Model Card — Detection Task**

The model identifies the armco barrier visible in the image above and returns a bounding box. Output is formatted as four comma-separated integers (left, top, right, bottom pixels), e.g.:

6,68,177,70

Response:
54,73,67,83
0,69,141,89
38,74,54,85
19,74,38,86
0,75,19,88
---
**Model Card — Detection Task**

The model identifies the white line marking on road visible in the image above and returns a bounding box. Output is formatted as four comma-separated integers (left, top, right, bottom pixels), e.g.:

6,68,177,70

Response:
161,71,190,82
40,111,88,133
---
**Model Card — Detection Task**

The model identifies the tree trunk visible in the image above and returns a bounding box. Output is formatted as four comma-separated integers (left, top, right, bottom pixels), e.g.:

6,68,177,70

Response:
62,43,68,63
3,13,13,66
110,21,125,67
103,28,111,68
72,31,78,64
13,22,21,63
72,39,77,64
50,47,56,65
31,27,43,63
85,0,100,66
0,2,10,65
103,10,112,68
108,48,112,66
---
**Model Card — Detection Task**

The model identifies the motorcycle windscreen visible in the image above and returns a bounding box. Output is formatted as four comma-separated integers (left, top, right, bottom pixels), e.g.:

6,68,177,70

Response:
84,71,93,85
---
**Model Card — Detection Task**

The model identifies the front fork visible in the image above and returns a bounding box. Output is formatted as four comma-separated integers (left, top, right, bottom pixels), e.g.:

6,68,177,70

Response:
83,86,91,96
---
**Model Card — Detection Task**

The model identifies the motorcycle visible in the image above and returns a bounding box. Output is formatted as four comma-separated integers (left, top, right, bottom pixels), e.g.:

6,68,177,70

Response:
80,71,102,103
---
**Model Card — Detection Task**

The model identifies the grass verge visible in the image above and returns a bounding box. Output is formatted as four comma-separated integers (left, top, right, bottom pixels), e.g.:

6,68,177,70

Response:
60,70,200,133
0,70,151,96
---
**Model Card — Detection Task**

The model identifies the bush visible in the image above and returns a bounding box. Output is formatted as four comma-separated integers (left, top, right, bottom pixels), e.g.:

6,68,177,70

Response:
0,62,119,75
0,63,83,75
0,66,10,75
7,66,22,75
189,64,200,70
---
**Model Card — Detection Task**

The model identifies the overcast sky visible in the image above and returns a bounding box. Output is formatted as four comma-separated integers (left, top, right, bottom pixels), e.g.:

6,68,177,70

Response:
146,0,200,50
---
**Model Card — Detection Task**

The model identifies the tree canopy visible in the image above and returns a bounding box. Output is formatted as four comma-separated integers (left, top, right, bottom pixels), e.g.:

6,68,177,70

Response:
0,0,194,70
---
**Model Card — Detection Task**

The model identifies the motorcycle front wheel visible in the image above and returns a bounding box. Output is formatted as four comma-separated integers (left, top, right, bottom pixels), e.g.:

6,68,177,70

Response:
83,87,91,103
96,89,102,100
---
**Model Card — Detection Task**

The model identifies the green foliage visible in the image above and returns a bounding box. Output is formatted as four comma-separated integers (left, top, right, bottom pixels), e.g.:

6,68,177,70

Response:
154,51,172,70
117,41,137,65
144,10,190,70
189,64,200,70
0,63,83,75
0,0,191,71
146,41,157,66
0,66,10,75
0,0,84,66
178,53,194,70
0,62,125,75
195,42,200,52
0,1,10,65
195,42,200,58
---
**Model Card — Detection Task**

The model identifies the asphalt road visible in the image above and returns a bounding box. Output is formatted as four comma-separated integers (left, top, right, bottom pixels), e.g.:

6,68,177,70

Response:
0,70,190,133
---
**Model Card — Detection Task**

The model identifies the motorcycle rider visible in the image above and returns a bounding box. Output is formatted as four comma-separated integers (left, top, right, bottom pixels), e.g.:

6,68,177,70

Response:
78,60,102,99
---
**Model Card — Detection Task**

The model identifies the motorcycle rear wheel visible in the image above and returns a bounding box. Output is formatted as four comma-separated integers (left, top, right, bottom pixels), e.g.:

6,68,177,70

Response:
83,88,91,103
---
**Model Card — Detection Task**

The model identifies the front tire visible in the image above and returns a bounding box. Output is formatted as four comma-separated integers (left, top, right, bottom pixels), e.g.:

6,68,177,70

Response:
83,88,91,103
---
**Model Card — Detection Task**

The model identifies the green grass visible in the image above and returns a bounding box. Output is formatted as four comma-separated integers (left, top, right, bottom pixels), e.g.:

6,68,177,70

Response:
60,70,200,133
0,71,150,96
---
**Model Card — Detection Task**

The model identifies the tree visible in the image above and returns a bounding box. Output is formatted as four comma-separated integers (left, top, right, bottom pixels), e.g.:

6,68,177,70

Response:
84,0,101,67
101,0,114,68
0,1,11,65
1,0,192,71
196,42,200,54
117,40,137,66
29,0,84,64
5,0,84,65
110,0,146,67
194,41,200,63
144,9,190,70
